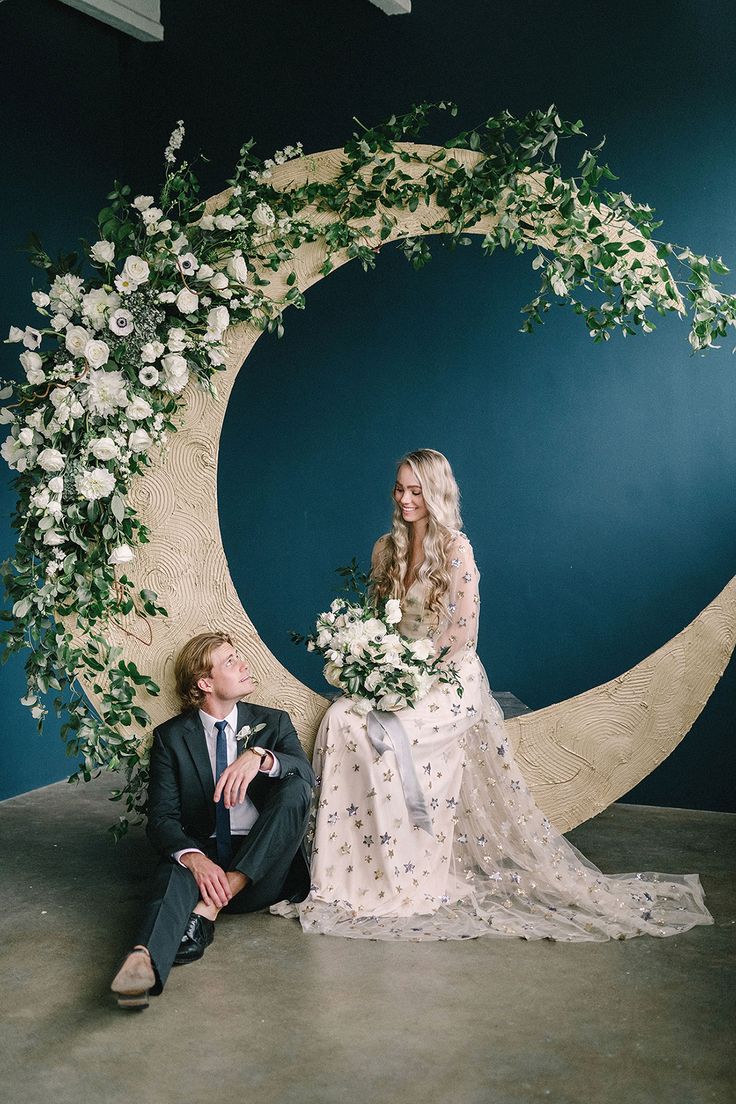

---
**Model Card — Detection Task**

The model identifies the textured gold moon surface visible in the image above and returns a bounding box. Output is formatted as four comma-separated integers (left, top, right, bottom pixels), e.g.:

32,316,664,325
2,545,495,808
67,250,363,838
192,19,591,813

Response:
88,143,734,830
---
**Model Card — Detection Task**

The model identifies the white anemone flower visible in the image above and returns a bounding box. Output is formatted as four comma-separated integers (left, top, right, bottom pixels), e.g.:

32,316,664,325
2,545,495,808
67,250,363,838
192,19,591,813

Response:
108,309,135,337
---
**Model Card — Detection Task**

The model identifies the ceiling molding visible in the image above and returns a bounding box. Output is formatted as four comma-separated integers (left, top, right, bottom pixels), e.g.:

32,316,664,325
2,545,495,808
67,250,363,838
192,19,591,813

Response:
59,0,163,42
368,0,412,14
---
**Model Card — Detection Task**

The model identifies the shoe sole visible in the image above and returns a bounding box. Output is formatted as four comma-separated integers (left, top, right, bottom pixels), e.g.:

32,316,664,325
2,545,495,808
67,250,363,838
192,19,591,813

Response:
113,990,150,1010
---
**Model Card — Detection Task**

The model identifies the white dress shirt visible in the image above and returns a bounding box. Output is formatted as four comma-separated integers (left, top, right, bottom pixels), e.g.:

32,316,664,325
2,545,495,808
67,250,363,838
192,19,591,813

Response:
174,703,281,865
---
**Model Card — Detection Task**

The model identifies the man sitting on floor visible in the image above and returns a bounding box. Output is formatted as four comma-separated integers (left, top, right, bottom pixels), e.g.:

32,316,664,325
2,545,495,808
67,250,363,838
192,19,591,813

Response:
110,630,314,1009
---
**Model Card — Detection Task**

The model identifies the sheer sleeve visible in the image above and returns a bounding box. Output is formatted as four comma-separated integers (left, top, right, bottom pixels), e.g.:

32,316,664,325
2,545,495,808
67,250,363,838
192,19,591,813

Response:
433,532,480,660
370,533,390,574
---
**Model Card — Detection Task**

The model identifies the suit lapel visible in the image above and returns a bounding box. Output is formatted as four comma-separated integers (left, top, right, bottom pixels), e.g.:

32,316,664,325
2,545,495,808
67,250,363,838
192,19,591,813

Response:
235,700,261,753
182,711,215,800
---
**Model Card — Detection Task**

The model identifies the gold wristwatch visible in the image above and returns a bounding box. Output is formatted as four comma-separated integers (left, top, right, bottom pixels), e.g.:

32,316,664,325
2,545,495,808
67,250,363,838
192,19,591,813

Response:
250,746,269,768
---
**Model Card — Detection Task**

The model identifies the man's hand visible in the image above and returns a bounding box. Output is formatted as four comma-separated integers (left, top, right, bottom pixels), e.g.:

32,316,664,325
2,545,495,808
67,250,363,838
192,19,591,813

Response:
179,852,232,909
213,749,265,809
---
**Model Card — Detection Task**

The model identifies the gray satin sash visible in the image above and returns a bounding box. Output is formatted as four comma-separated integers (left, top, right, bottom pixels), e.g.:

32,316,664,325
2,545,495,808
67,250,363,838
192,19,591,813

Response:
366,710,434,836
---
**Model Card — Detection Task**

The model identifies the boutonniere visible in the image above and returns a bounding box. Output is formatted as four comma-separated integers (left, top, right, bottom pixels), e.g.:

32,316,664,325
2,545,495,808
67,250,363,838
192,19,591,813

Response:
235,722,267,754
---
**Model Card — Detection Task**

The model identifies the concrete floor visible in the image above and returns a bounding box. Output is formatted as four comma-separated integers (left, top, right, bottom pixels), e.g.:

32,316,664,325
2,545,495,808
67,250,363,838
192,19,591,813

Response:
1,776,733,1104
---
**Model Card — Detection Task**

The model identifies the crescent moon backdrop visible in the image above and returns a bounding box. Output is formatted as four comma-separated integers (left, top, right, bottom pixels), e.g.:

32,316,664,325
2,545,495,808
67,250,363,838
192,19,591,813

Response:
81,146,734,833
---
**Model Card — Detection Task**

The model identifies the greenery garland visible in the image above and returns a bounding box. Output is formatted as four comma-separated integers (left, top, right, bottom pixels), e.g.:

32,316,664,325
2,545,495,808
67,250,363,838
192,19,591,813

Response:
1,103,734,836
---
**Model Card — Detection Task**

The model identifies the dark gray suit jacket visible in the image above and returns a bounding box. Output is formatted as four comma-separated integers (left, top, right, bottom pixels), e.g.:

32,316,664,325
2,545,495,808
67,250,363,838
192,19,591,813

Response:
146,700,315,861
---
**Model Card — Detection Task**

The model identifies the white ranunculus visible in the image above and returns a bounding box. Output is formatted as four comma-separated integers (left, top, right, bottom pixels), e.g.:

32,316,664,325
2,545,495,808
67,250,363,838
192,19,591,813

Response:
209,272,229,291
126,395,153,421
197,263,214,279
207,306,230,335
176,288,199,314
84,339,110,368
108,309,134,337
128,427,152,452
65,325,92,358
85,368,129,416
140,340,165,363
43,530,66,546
8,325,24,342
226,254,248,284
166,327,188,352
160,353,189,394
90,240,115,264
133,195,154,211
90,436,119,461
178,252,199,275
108,543,134,565
122,255,150,286
384,598,402,625
138,365,159,387
37,447,66,472
48,475,64,494
252,202,276,229
76,466,116,501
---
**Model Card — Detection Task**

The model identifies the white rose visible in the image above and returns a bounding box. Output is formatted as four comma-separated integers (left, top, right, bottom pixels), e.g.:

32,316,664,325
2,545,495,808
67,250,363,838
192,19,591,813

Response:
90,436,119,461
90,240,115,264
128,428,152,452
197,263,214,279
226,255,248,284
252,203,276,229
141,206,163,225
323,662,344,688
76,466,116,500
214,213,236,231
376,692,404,713
210,272,229,291
126,395,153,421
84,339,110,368
384,599,402,625
207,306,230,335
176,288,199,314
108,543,134,564
160,353,189,394
122,255,150,285
133,195,154,211
31,486,51,509
166,327,188,352
31,291,51,308
364,669,383,693
140,340,165,363
37,448,66,472
48,476,64,494
65,325,92,357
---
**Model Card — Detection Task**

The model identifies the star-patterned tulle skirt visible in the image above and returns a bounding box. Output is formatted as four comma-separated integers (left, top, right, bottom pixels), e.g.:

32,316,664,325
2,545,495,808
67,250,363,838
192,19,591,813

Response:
295,650,713,941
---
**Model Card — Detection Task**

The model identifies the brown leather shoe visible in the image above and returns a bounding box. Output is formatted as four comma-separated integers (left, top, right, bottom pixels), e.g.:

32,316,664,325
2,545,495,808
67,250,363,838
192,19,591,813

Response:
110,948,156,1010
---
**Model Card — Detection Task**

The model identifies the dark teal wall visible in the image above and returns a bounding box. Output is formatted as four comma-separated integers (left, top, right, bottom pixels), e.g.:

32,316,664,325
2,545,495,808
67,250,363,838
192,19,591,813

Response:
1,0,734,809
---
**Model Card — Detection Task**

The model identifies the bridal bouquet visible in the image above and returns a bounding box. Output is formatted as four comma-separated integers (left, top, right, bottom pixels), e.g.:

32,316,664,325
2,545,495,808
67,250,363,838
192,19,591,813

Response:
292,562,462,715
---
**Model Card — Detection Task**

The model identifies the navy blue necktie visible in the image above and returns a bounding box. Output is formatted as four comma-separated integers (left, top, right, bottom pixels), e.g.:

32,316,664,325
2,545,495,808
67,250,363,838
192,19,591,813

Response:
214,719,232,868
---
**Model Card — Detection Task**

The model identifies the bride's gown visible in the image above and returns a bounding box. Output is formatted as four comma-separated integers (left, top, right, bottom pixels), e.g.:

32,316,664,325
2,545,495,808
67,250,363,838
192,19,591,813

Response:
297,533,713,940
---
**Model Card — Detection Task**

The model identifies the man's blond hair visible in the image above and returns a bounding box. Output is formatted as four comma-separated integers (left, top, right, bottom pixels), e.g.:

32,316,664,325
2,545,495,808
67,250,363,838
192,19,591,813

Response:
174,631,234,710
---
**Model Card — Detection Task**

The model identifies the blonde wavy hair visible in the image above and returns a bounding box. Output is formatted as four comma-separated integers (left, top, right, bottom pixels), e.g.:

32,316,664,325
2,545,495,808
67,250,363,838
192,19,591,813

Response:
174,631,234,710
371,448,462,619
